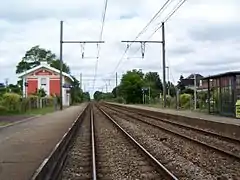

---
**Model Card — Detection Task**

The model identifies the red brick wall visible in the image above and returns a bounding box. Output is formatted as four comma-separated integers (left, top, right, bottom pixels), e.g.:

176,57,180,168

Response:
27,79,38,95
50,79,60,95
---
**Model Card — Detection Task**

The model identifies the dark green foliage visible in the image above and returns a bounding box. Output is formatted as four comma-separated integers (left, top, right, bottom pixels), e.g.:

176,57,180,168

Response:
94,91,114,101
16,45,70,74
82,92,90,102
177,75,185,92
70,76,83,104
182,88,194,95
120,70,144,104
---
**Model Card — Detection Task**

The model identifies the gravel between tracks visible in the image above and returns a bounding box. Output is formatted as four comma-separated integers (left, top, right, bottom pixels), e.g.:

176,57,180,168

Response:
110,106,240,157
94,106,167,180
103,106,240,180
61,109,92,180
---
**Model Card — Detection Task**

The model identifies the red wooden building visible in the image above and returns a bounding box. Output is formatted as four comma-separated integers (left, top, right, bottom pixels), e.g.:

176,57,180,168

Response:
18,61,73,106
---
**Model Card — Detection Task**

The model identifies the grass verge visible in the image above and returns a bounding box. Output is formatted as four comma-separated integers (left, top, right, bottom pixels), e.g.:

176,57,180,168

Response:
24,107,55,115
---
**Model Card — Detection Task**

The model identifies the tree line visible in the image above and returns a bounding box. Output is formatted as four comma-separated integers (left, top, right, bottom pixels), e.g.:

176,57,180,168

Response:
94,69,178,104
1,45,90,104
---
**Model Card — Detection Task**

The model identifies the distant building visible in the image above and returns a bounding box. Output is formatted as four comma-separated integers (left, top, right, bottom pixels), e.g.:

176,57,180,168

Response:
199,71,240,117
181,74,203,90
18,61,73,106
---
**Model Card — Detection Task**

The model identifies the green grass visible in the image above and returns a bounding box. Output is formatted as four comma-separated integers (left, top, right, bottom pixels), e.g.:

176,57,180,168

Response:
0,121,11,126
24,106,55,115
0,107,56,116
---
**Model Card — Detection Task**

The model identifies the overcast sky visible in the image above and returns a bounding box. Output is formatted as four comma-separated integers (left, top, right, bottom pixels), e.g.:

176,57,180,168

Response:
0,0,239,95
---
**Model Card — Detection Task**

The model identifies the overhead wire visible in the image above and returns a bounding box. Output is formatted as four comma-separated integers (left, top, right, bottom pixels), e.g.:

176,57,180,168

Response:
127,0,187,85
131,0,187,57
111,0,173,74
92,0,109,90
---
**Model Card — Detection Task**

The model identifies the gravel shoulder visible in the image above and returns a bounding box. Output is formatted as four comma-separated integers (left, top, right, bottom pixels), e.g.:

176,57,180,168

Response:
103,106,240,180
94,106,166,180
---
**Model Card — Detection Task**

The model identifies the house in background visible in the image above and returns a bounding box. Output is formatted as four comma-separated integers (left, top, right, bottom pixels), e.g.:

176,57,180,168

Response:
18,61,73,106
181,74,204,90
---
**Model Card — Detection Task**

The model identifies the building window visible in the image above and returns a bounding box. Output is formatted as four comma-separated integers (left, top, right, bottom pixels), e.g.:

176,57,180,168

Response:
41,78,47,86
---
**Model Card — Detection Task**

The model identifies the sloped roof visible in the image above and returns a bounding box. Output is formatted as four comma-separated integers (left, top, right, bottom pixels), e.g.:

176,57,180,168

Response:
186,74,203,79
202,71,240,80
18,62,74,81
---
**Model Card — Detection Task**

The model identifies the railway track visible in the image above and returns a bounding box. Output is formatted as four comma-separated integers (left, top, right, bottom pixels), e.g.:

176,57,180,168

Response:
94,105,177,179
32,103,178,179
101,104,240,179
103,103,240,159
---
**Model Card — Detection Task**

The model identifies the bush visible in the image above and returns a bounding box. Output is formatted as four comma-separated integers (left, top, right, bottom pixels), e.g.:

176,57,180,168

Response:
2,93,21,111
180,93,192,109
0,105,8,115
28,95,39,109
42,96,54,107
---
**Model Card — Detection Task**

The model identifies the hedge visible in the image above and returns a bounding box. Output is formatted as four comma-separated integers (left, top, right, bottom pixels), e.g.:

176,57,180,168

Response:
2,93,21,112
0,93,56,113
180,93,192,109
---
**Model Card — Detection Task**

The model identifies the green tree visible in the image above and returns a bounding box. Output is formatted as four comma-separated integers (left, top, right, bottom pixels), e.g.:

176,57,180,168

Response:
144,72,163,90
177,75,185,92
70,76,83,104
8,84,21,94
82,92,91,101
166,81,176,97
94,91,103,101
16,45,70,74
119,70,144,104
144,72,163,99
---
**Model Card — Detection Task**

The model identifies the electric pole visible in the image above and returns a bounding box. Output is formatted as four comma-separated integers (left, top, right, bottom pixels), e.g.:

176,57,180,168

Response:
162,22,166,108
80,73,82,89
116,72,118,98
5,78,9,93
59,21,105,110
166,66,170,96
121,22,166,106
60,21,63,110
194,73,197,110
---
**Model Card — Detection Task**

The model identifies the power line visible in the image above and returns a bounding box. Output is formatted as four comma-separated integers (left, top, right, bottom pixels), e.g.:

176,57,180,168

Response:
111,0,173,74
128,0,187,73
93,0,109,90
149,0,187,39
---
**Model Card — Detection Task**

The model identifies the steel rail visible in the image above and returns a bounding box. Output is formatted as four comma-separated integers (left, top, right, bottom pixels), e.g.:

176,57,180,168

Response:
104,105,240,161
109,104,240,144
90,108,97,180
97,105,178,180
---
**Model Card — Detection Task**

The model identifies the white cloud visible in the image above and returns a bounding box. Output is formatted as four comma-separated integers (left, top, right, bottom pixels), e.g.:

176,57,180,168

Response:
0,0,240,95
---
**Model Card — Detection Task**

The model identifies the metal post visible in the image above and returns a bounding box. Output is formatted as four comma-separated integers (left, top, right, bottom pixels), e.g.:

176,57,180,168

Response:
194,73,197,110
142,91,144,104
166,66,170,96
60,21,63,110
162,22,166,108
207,78,210,114
80,73,82,89
149,86,151,103
116,72,118,98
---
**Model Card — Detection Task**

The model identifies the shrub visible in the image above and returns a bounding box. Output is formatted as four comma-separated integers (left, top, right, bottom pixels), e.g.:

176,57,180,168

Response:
42,96,54,107
28,95,39,109
0,105,8,115
180,93,192,109
2,93,21,111
20,98,30,112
